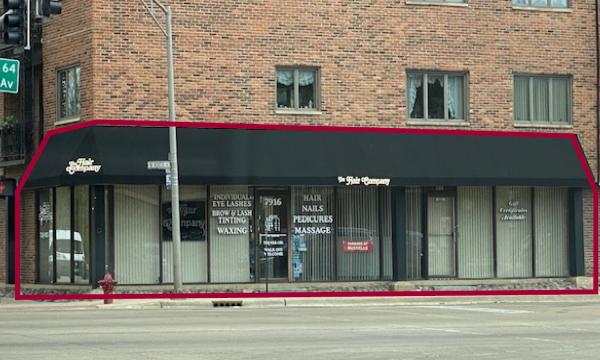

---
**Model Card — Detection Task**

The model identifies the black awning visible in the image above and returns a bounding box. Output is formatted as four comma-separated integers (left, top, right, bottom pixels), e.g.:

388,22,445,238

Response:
24,125,590,188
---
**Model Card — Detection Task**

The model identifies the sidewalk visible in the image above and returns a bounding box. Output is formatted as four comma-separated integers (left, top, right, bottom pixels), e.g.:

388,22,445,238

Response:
1,294,599,312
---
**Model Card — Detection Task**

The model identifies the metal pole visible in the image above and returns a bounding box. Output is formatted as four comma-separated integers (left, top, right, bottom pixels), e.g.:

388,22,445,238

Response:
165,6,182,293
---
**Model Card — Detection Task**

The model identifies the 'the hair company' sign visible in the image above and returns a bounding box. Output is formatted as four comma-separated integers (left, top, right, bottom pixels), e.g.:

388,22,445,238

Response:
65,158,102,175
337,176,390,186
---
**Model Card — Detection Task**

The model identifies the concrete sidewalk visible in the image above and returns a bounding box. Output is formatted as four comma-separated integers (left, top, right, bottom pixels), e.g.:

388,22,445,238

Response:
1,294,599,312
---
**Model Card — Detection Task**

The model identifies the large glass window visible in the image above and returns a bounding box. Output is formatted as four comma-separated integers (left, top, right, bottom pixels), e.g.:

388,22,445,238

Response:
276,67,319,111
336,187,381,281
54,187,71,283
405,188,423,280
534,187,569,277
495,187,533,278
457,187,494,279
513,0,569,8
162,186,208,283
38,189,54,283
114,185,160,284
57,66,80,122
73,186,90,284
513,75,571,123
408,72,466,121
291,186,336,282
209,186,254,283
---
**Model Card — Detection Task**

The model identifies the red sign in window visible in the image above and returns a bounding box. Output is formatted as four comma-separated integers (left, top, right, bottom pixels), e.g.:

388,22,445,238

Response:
342,240,373,253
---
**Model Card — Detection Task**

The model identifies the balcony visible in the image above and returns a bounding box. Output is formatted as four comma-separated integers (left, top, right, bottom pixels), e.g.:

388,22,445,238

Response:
0,119,26,165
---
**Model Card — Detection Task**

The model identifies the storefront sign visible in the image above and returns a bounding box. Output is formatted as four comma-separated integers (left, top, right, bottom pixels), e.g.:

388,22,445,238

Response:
162,201,206,241
337,176,390,186
65,158,102,175
211,193,253,235
498,200,528,221
342,240,373,253
293,193,334,235
262,234,285,257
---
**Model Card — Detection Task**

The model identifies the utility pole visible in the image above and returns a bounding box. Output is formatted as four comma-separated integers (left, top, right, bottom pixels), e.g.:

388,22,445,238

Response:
140,0,182,292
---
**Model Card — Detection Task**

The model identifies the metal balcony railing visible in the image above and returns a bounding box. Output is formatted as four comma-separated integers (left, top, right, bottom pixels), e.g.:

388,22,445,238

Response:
0,121,26,164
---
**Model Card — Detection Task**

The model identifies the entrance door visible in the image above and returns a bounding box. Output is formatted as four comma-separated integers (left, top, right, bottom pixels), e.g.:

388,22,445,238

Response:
257,190,289,280
427,195,456,277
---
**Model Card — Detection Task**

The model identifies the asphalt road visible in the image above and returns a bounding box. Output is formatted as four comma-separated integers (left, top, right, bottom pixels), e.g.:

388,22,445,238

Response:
1,301,600,359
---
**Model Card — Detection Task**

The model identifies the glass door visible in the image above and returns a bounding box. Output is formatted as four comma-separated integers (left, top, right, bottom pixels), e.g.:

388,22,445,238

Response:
256,190,289,281
427,195,456,278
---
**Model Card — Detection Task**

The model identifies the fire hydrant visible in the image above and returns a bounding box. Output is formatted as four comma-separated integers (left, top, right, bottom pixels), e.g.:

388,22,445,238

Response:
98,272,117,305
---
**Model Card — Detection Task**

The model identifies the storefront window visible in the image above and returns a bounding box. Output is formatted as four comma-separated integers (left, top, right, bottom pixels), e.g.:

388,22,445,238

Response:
73,186,90,284
38,189,53,283
209,186,254,283
114,185,160,284
496,187,533,278
380,188,393,280
162,186,208,283
534,187,569,277
457,187,494,279
405,187,422,280
291,186,335,281
54,187,71,283
336,187,380,281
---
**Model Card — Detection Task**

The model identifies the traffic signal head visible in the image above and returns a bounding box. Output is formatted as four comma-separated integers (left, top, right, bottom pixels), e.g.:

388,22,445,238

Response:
2,0,24,45
40,0,62,17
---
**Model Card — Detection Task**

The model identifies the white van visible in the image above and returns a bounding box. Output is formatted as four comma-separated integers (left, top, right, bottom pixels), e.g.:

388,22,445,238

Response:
48,230,88,282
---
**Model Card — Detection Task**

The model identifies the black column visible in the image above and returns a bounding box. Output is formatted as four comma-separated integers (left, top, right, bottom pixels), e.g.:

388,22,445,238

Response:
5,196,15,284
391,187,407,281
91,186,106,287
569,188,585,276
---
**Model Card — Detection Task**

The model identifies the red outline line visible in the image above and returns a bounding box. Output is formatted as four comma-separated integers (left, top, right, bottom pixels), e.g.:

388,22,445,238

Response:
14,119,599,301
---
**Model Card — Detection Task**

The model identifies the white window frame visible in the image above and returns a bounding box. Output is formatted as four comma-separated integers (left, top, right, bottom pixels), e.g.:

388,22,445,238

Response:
275,66,320,114
407,71,469,123
513,74,572,125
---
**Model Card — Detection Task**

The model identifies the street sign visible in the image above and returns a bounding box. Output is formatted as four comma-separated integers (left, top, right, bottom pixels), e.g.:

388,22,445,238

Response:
0,58,20,94
147,160,171,170
165,167,172,190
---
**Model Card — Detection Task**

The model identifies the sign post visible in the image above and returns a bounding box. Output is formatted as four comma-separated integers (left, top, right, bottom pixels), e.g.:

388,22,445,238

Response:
0,58,20,94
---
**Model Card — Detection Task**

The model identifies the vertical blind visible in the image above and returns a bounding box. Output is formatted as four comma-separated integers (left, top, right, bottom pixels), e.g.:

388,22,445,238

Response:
162,186,208,283
496,187,533,278
534,187,569,277
405,187,422,280
291,186,336,281
209,186,252,283
457,187,494,278
336,187,380,281
114,185,160,284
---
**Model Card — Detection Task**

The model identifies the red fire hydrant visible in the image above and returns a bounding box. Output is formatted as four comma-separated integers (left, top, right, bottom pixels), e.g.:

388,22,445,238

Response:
98,272,117,305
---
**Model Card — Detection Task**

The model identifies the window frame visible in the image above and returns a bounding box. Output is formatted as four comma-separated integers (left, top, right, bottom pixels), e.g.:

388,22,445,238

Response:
512,0,570,9
56,65,81,124
407,0,467,5
406,70,469,123
275,66,321,113
512,73,573,125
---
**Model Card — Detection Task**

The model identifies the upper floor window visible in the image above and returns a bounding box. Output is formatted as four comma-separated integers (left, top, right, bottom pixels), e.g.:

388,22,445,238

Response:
57,66,80,122
513,75,571,124
407,71,467,122
512,0,569,8
276,67,319,112
409,0,466,3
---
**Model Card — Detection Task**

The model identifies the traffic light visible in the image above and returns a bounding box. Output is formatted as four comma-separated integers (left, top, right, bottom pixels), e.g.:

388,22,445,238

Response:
2,0,25,45
38,0,61,18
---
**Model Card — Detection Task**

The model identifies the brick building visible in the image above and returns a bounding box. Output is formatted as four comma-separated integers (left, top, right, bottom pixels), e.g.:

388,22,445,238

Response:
0,0,598,291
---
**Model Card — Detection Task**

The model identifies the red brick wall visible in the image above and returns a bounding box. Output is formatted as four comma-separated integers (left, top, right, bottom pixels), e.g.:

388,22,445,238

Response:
0,199,5,284
81,1,597,175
